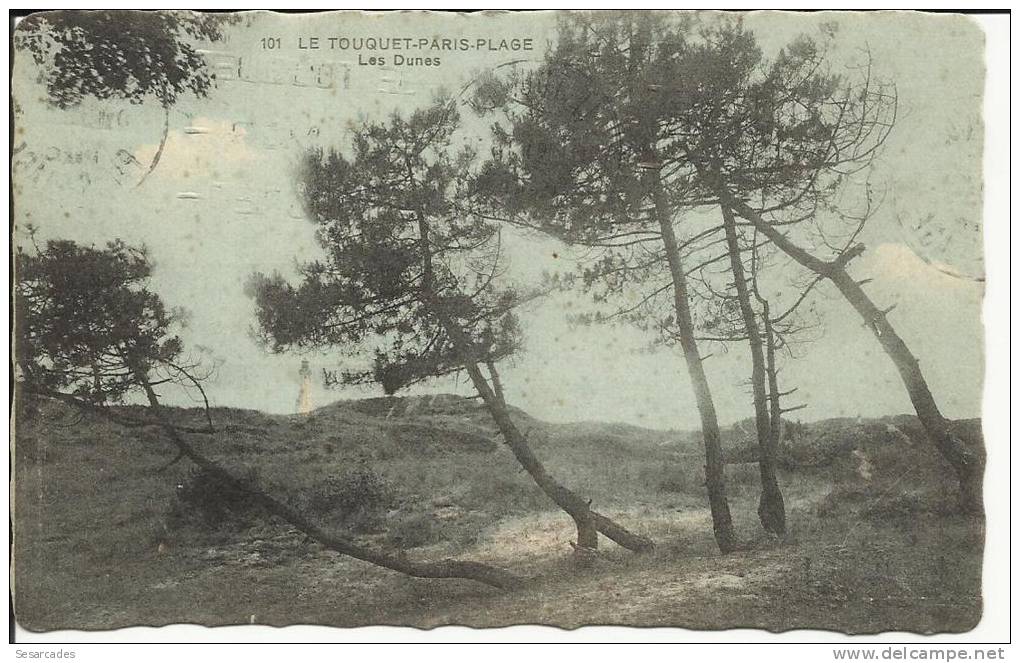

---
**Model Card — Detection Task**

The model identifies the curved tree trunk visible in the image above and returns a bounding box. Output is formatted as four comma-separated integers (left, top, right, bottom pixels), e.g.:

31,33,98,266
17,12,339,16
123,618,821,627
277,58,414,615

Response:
450,351,600,551
430,300,653,554
720,204,786,536
416,217,653,555
136,105,170,188
719,189,984,514
648,171,737,553
123,369,521,590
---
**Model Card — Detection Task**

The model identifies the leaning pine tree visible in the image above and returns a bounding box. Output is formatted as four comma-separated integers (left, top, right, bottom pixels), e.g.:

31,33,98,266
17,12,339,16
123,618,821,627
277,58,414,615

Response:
472,13,743,551
249,99,653,557
15,237,520,589
656,20,983,513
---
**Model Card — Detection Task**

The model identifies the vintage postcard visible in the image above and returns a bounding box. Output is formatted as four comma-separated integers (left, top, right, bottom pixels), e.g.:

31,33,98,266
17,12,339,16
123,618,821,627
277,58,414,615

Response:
10,9,998,637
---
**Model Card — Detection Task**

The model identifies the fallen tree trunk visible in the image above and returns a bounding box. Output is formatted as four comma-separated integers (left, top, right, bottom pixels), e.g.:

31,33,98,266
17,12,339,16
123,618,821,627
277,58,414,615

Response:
590,510,656,551
29,380,522,590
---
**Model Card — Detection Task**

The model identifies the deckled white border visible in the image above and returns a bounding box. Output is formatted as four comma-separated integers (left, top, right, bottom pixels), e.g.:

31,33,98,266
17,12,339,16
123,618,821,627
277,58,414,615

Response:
5,3,1011,650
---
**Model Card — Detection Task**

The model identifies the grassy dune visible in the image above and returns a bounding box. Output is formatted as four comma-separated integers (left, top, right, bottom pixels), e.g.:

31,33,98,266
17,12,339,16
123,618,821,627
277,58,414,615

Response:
13,395,984,632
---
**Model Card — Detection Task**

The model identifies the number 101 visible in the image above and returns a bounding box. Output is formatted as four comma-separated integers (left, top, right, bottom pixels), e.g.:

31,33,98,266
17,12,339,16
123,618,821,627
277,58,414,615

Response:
260,37,281,49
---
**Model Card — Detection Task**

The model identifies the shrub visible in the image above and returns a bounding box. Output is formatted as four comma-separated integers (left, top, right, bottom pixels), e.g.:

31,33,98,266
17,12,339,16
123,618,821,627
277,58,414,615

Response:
816,482,934,525
306,467,394,533
170,466,266,532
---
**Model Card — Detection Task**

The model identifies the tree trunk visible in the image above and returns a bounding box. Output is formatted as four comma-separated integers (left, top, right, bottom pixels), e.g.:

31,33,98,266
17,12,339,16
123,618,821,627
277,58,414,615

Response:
648,171,737,553
431,300,653,553
457,352,599,551
720,204,786,536
719,189,984,514
136,105,170,188
416,217,652,554
486,360,507,407
126,368,521,590
761,301,787,518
